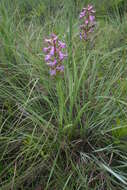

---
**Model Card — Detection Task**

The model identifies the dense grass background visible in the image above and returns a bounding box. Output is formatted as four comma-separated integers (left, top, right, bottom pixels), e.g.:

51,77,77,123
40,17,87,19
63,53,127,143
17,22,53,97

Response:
0,0,127,189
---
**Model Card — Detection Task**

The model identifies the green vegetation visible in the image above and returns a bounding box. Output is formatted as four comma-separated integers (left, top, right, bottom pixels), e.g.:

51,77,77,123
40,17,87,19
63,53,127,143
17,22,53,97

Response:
0,0,127,189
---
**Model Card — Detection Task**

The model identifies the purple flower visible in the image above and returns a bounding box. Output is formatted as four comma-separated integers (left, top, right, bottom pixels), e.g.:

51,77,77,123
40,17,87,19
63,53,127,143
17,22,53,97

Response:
85,19,89,25
89,15,95,22
58,41,66,48
59,52,67,61
87,5,93,11
45,54,51,62
43,47,50,53
50,69,56,76
47,59,57,66
56,65,64,72
79,11,86,19
49,46,55,56
59,52,64,60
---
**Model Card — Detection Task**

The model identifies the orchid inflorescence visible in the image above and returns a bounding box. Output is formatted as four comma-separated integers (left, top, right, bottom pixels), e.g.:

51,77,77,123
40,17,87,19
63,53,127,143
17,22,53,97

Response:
43,5,96,76
79,4,96,41
43,34,67,76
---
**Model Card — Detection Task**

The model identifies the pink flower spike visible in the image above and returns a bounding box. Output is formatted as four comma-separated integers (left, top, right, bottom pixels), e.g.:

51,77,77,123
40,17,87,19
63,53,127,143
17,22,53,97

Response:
50,69,56,76
79,4,96,41
44,34,67,76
